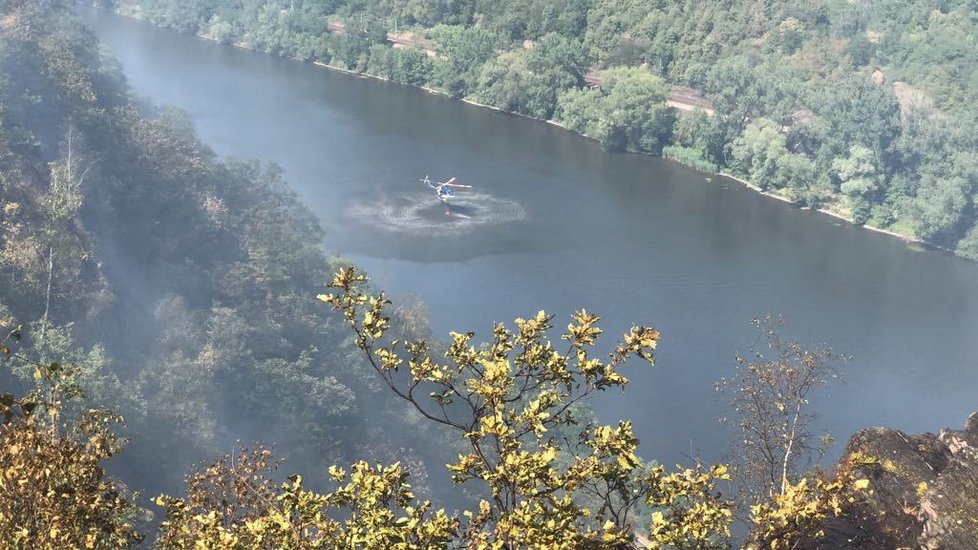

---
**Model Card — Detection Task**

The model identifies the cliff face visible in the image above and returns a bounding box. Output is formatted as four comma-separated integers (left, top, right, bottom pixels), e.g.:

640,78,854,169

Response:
817,412,978,549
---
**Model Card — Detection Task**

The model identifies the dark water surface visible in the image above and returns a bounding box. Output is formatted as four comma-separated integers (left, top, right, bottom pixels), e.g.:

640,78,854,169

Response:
87,11,978,468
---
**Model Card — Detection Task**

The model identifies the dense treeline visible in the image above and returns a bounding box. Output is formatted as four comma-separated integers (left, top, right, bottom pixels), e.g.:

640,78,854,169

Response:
0,0,454,504
110,0,978,257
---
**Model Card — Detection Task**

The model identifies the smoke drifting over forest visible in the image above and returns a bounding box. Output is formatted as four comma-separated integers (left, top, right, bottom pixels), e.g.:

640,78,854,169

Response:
0,0,465,509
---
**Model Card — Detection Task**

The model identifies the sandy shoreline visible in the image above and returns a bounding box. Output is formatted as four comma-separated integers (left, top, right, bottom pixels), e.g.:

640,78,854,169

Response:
717,173,929,245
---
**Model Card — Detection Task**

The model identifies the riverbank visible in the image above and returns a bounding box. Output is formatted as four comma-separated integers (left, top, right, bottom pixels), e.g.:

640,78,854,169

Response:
717,172,936,248
196,30,564,126
115,9,940,254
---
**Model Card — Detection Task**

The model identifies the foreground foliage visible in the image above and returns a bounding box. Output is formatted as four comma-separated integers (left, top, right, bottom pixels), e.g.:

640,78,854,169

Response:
154,447,456,549
1,282,877,549
319,266,732,548
718,315,846,507
747,451,876,550
0,333,142,549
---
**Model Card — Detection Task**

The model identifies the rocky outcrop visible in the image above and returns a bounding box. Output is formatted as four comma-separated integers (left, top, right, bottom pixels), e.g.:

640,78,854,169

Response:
816,412,978,549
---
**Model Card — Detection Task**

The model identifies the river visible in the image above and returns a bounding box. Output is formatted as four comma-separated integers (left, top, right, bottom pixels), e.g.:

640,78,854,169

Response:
86,11,978,469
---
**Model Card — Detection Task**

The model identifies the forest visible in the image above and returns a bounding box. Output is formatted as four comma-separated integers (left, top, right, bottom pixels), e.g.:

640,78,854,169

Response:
0,0,971,550
0,0,931,547
106,0,978,258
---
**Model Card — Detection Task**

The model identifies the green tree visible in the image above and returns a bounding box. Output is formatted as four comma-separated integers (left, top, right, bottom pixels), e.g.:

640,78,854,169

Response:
911,173,971,243
812,78,901,179
523,33,589,118
832,145,881,224
730,119,813,195
330,16,388,71
430,24,502,97
707,57,765,159
475,51,534,113
955,222,978,261
833,145,880,197
557,68,675,153
383,47,434,86
598,68,676,153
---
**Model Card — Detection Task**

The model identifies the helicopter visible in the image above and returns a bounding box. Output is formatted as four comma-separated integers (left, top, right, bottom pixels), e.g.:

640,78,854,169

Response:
420,175,472,204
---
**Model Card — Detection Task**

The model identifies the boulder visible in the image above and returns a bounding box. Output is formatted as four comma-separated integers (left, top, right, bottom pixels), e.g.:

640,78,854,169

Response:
815,412,978,549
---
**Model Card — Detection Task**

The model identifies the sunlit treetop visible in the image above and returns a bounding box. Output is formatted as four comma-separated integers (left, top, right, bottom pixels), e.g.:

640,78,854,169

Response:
318,266,733,549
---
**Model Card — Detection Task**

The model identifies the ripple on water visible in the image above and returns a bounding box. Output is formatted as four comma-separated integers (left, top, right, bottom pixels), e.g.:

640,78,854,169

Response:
347,192,526,233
